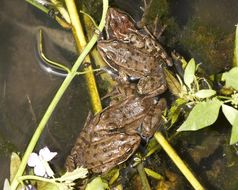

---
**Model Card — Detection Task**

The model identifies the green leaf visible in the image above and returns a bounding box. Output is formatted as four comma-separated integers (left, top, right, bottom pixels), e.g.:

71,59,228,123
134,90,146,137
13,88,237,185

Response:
10,152,21,182
60,167,88,182
184,58,196,88
230,116,238,144
233,25,238,67
164,68,181,97
168,98,187,126
177,98,221,131
222,104,238,124
144,168,163,180
222,67,238,90
85,177,109,190
195,89,216,99
145,137,160,158
222,104,238,144
109,169,119,185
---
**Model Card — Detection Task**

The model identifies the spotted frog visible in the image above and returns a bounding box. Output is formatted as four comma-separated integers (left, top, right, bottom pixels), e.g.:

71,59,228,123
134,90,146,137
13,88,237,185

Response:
65,95,166,173
97,8,172,96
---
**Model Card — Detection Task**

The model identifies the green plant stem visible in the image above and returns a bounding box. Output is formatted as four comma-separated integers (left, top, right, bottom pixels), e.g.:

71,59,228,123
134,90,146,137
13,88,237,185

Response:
137,163,151,190
223,100,233,104
218,95,232,100
19,175,58,185
154,132,205,190
25,0,49,14
65,0,102,113
10,1,108,189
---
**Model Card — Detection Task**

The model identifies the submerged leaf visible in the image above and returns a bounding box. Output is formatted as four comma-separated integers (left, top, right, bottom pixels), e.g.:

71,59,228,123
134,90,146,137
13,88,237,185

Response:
183,58,196,88
85,177,109,190
195,89,216,99
177,98,221,131
222,67,238,90
222,104,238,144
10,152,21,182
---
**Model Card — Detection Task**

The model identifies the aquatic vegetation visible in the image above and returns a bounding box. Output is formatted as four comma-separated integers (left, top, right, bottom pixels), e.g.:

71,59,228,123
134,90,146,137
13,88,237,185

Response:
167,26,238,145
4,152,88,190
85,177,109,190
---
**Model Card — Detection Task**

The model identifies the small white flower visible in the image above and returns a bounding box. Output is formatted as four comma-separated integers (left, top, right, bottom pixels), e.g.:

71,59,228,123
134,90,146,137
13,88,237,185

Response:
27,146,57,177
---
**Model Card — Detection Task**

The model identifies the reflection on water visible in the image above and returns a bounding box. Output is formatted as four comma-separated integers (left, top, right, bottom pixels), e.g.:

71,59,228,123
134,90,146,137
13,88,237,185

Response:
1,0,238,189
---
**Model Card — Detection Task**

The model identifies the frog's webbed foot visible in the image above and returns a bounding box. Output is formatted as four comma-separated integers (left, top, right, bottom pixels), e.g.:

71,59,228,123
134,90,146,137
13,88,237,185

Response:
138,0,166,39
138,18,166,41
153,20,167,40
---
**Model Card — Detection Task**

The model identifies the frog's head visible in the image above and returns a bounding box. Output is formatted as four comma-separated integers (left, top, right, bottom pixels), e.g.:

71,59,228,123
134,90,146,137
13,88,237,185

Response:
97,39,130,70
105,8,137,39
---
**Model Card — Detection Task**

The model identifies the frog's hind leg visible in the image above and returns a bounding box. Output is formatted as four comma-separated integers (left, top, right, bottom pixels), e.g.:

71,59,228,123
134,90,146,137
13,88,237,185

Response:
85,133,141,173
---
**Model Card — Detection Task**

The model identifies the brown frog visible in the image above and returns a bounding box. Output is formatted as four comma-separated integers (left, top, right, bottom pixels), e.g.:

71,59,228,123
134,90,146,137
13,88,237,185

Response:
97,8,172,97
98,40,168,96
104,7,173,66
65,95,166,173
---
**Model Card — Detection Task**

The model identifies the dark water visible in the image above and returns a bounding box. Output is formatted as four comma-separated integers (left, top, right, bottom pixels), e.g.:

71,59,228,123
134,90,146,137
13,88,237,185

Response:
1,0,238,189
0,0,90,187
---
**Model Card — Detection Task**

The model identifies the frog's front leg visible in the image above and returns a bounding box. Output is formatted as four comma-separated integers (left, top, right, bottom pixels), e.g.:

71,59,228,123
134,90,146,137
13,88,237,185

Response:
137,74,167,97
140,98,167,139
116,70,130,83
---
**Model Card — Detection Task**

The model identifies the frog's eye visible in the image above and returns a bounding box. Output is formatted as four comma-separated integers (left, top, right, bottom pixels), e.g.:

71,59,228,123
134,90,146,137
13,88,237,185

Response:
111,41,119,47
